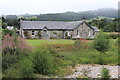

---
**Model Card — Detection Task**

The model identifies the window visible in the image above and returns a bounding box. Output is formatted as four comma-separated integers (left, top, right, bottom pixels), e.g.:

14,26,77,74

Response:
68,31,70,36
93,32,95,35
32,30,34,35
88,31,91,36
77,30,79,36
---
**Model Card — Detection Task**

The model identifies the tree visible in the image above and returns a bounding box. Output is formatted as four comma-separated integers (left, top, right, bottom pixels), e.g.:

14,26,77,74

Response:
28,17,38,21
32,48,55,75
2,16,6,22
2,22,7,29
93,32,110,64
98,19,107,29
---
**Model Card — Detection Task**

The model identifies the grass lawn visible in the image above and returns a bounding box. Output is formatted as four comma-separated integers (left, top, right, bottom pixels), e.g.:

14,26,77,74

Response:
103,32,120,35
26,39,75,47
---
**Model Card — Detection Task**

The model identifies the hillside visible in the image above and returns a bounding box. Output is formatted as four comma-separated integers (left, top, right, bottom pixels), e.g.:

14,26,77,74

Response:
36,8,118,21
3,8,118,21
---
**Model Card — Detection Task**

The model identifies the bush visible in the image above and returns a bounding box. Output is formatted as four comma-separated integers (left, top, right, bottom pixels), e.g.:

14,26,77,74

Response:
3,66,21,78
2,34,31,72
2,34,30,55
38,31,41,38
101,68,111,79
31,48,55,75
52,31,57,34
93,32,110,53
3,57,34,78
93,32,110,65
2,29,13,36
86,38,95,40
2,54,19,71
109,34,118,39
24,31,32,39
18,57,34,78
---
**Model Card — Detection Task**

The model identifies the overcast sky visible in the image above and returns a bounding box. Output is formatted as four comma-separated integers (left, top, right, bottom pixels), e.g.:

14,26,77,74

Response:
0,0,119,15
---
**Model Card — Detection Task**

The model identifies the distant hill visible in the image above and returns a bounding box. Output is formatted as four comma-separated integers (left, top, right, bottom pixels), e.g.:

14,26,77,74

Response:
88,8,118,18
3,8,118,21
4,15,18,19
18,14,38,18
36,8,118,21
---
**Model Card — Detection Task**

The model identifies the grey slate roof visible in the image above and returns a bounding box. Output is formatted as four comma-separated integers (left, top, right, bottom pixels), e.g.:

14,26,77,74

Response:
91,26,99,32
21,21,98,31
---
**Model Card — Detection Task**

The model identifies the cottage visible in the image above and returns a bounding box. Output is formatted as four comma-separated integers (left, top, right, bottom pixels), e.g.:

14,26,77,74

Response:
20,20,99,39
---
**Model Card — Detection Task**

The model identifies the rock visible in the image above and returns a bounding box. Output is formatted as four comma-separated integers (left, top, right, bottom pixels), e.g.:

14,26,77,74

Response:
66,64,119,78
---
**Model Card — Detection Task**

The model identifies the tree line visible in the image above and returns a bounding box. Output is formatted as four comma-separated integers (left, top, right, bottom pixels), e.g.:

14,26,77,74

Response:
2,16,120,32
88,18,120,32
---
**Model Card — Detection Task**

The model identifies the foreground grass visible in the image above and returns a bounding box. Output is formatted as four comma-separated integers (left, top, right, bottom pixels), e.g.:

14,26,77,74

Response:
26,39,118,65
26,39,118,77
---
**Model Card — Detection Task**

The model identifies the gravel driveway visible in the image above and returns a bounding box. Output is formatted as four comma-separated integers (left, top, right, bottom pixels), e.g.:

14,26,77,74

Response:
66,64,119,78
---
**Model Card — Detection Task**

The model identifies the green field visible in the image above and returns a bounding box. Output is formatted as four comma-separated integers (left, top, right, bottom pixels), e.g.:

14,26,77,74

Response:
26,39,75,47
26,39,118,65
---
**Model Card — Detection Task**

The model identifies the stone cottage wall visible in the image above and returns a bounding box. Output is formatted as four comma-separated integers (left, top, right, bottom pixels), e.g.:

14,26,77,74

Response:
48,31,64,39
21,23,98,39
72,23,95,38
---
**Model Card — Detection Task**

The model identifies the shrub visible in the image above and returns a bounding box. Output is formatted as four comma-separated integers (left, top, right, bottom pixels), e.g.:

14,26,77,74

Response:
2,29,13,36
18,57,34,78
2,54,19,71
24,31,32,39
93,32,110,65
2,34,30,55
52,31,57,34
2,34,31,71
24,31,28,36
38,31,41,38
3,66,21,78
101,68,111,79
109,34,118,39
93,32,110,53
86,38,95,40
31,48,55,75
3,57,34,78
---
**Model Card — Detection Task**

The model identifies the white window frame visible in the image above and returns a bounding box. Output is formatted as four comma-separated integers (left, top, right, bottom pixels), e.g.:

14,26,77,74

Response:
76,30,80,38
68,31,70,36
88,30,91,36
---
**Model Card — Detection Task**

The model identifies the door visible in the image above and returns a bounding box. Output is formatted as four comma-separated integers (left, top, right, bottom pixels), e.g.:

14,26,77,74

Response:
42,30,49,39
